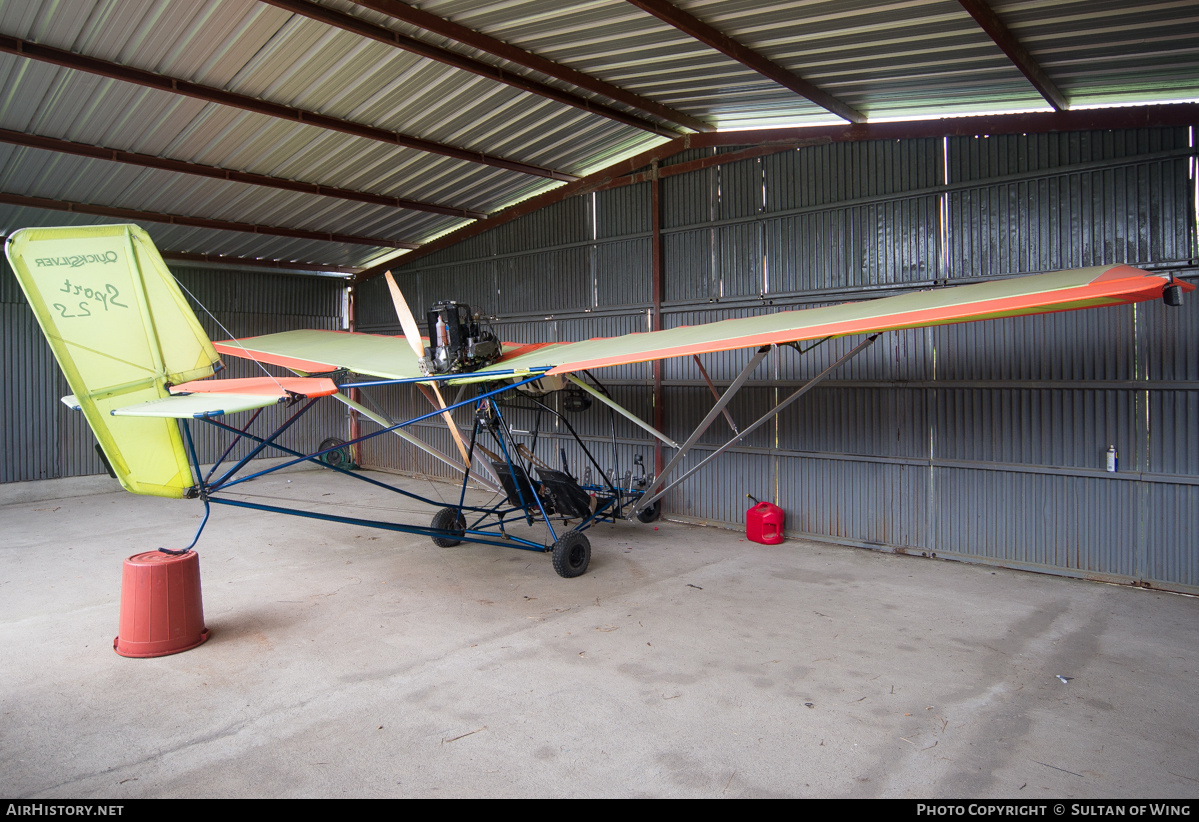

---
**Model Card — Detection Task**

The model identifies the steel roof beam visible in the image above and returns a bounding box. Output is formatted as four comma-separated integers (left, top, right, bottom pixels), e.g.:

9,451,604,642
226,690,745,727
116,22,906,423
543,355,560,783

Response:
0,192,418,248
346,0,713,134
0,237,357,273
161,252,358,275
0,129,487,220
0,35,577,182
590,140,828,192
955,0,1068,111
262,0,687,138
682,104,1199,148
623,0,866,124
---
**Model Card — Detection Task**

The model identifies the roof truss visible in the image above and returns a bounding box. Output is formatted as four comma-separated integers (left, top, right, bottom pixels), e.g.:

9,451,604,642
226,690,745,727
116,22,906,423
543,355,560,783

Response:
263,0,691,137
0,34,576,181
0,192,418,249
345,0,714,134
955,0,1068,111
0,129,486,220
623,0,866,124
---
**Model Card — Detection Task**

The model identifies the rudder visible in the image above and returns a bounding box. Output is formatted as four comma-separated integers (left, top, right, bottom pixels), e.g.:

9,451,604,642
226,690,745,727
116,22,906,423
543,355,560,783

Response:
5,224,221,498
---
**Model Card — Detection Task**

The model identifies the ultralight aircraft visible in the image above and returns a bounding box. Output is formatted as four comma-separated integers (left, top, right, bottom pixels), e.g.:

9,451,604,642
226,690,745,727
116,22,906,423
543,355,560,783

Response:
6,224,1191,576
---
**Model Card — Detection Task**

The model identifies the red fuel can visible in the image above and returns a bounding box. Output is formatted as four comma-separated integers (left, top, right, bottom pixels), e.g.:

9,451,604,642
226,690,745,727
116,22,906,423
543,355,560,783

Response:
746,501,785,544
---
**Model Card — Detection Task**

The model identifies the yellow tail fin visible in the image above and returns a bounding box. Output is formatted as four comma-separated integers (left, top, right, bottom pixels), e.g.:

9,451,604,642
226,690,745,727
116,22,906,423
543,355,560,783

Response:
5,225,220,498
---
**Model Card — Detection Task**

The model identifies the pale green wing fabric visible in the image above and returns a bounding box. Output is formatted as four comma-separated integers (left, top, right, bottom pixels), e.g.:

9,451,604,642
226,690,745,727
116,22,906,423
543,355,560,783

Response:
112,393,285,419
216,265,1178,386
214,329,425,379
214,329,556,382
526,265,1178,375
5,224,221,498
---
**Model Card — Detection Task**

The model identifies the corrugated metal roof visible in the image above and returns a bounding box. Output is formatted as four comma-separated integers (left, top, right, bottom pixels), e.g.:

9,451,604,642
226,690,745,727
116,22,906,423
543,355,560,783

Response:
1,0,1195,273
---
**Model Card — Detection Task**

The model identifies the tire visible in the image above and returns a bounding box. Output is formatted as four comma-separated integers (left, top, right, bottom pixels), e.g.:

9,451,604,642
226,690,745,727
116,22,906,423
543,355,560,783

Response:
431,506,466,547
551,531,591,578
319,437,351,469
635,500,661,523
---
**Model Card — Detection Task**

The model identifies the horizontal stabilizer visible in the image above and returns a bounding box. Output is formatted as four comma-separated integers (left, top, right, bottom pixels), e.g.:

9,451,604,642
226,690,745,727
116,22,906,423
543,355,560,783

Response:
112,393,286,419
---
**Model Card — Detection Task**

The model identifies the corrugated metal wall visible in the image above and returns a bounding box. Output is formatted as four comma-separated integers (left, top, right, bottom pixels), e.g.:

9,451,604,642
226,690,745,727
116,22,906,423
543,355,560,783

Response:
346,127,1199,592
1,258,347,485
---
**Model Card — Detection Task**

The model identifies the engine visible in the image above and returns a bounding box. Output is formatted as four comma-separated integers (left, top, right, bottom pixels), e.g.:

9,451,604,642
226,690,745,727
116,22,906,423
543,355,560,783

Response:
421,300,503,375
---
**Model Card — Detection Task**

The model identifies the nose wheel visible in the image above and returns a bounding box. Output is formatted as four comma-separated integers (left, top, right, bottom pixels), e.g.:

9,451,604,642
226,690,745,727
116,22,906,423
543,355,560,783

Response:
430,506,466,547
551,531,591,578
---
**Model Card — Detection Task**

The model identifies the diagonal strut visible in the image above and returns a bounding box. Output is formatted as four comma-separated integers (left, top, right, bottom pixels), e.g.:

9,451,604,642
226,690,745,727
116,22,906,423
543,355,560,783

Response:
634,335,879,515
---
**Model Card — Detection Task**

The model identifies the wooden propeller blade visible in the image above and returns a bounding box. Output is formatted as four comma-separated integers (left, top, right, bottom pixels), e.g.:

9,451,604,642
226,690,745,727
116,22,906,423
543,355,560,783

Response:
383,270,476,477
384,270,425,359
417,384,474,467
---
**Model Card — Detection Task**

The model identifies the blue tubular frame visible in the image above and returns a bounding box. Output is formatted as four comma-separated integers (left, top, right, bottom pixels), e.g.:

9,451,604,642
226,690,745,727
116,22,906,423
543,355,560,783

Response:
159,421,211,555
489,399,557,542
210,370,552,485
208,397,321,488
204,406,263,483
339,368,548,389
176,369,638,557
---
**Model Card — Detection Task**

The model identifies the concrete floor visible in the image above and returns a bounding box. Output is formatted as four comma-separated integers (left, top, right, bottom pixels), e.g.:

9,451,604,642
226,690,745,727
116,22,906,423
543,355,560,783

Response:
0,467,1196,799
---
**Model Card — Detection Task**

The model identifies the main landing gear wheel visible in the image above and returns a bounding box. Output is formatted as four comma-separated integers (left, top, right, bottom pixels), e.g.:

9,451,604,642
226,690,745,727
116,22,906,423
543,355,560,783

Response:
635,500,661,523
551,531,591,578
318,437,352,469
431,507,466,547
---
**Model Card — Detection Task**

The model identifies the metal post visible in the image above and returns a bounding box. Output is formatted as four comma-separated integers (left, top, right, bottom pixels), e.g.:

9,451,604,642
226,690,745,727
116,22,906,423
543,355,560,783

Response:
651,171,666,480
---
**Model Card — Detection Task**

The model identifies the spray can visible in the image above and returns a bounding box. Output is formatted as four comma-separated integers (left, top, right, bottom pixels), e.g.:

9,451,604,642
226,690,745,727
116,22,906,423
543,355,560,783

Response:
1106,445,1118,473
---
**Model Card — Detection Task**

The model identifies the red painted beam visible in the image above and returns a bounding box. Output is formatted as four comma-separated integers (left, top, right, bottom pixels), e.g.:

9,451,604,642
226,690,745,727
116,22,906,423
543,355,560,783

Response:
590,140,828,192
680,104,1199,149
0,192,417,248
263,0,686,137
0,35,576,182
0,129,487,220
347,0,713,134
651,172,665,481
161,252,358,274
956,0,1068,111
624,0,866,124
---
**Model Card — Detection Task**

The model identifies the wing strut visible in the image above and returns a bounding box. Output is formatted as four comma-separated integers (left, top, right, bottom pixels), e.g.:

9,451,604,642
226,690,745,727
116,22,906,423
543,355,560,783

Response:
563,374,680,449
633,334,880,517
639,345,772,504
692,355,739,434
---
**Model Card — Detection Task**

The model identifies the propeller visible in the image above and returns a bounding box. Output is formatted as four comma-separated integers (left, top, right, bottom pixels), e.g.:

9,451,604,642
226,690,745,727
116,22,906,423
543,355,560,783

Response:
382,271,475,472
384,270,426,362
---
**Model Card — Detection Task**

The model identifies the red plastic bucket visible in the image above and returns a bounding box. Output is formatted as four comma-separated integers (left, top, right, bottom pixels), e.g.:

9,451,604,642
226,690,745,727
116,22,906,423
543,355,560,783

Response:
113,550,209,658
746,501,785,545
